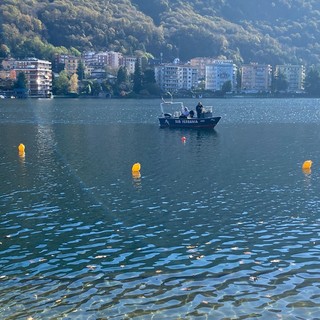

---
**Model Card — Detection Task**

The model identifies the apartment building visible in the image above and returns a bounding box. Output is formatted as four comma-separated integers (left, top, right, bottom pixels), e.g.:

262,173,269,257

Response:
2,58,52,97
205,60,237,91
189,57,218,79
64,56,80,76
241,63,272,93
154,63,198,92
122,56,137,74
275,64,305,93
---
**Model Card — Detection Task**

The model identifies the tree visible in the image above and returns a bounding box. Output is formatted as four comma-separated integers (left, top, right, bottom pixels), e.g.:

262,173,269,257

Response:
236,69,241,92
53,70,69,95
69,73,79,93
221,80,232,94
116,66,129,85
133,59,143,94
0,44,10,58
141,68,160,95
14,72,28,89
114,66,130,96
14,72,29,98
143,68,156,85
273,71,288,92
101,80,113,97
304,68,320,96
77,61,86,81
91,80,102,96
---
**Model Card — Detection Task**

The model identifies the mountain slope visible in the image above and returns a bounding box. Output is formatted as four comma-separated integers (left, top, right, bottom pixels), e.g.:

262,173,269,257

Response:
1,0,320,65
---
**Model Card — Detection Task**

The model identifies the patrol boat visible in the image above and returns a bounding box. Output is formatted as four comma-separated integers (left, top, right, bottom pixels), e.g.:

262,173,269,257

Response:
158,100,221,129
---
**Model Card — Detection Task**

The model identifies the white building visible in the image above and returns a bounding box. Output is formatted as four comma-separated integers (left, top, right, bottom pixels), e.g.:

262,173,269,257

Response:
241,63,272,93
82,51,123,70
122,56,137,74
106,51,123,70
155,63,198,92
3,58,52,97
275,65,305,93
205,60,237,91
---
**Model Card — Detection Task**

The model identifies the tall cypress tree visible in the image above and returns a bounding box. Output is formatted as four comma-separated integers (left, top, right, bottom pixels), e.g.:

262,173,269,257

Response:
133,59,143,94
77,61,86,81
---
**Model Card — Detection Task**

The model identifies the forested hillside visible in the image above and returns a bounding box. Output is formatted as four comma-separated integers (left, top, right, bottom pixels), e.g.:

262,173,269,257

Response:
1,0,320,66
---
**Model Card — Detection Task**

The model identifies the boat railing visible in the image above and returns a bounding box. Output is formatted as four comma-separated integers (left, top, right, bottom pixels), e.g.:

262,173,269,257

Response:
204,106,213,113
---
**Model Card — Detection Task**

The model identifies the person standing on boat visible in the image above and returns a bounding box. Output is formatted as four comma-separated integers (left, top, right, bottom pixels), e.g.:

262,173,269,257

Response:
196,102,203,118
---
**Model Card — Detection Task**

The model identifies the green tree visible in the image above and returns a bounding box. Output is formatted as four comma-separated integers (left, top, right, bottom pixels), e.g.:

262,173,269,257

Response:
116,66,129,85
101,80,113,97
304,68,320,96
236,69,241,92
14,72,28,89
53,70,69,95
143,68,156,85
80,80,93,95
114,66,130,96
273,71,288,92
14,72,29,98
77,61,86,81
0,44,10,58
91,80,102,96
85,83,92,95
133,59,143,94
221,80,232,94
141,68,160,95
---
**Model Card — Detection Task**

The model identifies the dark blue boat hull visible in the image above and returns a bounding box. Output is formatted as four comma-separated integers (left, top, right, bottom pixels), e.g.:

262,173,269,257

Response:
159,116,221,129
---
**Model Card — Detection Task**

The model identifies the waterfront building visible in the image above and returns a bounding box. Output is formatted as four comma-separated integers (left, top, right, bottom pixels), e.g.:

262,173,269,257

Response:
205,60,237,91
189,57,218,79
0,69,15,81
275,64,305,93
241,63,272,93
154,62,198,92
2,58,52,97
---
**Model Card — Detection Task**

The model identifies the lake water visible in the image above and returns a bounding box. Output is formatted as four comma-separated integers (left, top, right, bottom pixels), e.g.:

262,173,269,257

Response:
1,97,320,319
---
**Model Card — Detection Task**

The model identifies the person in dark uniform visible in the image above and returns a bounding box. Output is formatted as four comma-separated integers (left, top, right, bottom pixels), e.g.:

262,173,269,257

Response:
196,102,203,118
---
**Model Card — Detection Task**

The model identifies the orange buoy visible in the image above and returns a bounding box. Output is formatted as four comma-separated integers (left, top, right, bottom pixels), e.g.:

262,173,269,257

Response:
18,143,25,153
132,162,141,172
302,160,312,170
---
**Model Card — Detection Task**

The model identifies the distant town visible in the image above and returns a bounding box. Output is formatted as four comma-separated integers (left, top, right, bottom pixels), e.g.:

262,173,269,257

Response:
0,50,307,99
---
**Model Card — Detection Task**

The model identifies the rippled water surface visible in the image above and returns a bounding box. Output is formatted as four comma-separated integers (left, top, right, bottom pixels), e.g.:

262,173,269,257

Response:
1,98,320,319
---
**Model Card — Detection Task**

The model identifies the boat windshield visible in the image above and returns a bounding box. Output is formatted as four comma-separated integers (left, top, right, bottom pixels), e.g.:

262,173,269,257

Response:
160,101,184,115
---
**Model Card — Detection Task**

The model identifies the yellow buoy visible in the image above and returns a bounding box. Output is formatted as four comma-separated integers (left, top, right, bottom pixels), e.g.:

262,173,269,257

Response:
302,160,312,170
18,143,25,153
132,162,141,172
302,168,311,175
132,171,141,179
